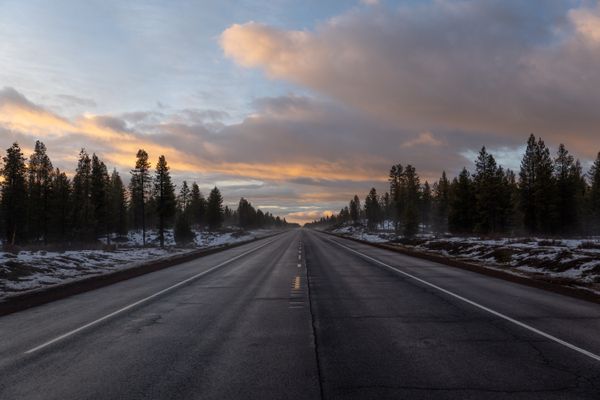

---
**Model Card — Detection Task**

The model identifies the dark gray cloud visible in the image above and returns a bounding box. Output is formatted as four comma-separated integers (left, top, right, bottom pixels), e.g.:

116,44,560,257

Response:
0,86,44,112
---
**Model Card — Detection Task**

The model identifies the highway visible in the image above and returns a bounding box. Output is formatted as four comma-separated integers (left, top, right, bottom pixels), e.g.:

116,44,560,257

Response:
1,229,599,399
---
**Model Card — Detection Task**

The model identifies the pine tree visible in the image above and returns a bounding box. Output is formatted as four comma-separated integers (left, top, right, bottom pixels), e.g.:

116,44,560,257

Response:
206,187,224,231
519,134,538,233
178,181,191,215
534,138,557,234
420,181,432,233
72,149,95,241
189,182,207,227
504,169,521,234
389,164,404,232
339,206,350,223
91,154,110,243
449,168,475,234
349,195,361,224
27,140,53,243
174,181,194,245
554,144,582,233
237,197,257,229
589,153,600,234
48,169,71,242
473,147,505,234
153,155,176,248
519,135,558,234
433,171,450,234
364,188,381,231
109,169,128,237
402,165,420,237
572,160,588,233
1,143,27,245
256,209,265,228
130,149,151,246
380,192,391,228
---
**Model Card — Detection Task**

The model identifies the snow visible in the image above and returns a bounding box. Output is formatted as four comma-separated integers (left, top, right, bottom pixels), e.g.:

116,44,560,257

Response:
329,222,600,286
0,229,276,300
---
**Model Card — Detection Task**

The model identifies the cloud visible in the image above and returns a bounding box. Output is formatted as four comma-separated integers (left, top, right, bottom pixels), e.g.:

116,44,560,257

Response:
0,87,45,111
0,86,515,197
0,87,198,173
220,1,600,159
401,131,443,149
0,88,400,192
569,4,600,43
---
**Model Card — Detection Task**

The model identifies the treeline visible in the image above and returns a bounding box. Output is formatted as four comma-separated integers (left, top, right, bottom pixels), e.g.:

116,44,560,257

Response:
0,141,293,247
307,134,600,237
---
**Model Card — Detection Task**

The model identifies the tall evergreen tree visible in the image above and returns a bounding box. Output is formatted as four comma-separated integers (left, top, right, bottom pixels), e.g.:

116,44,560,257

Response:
1,143,27,245
519,134,538,233
189,182,207,227
237,197,257,229
402,165,420,237
339,206,350,223
473,147,505,234
153,156,176,248
433,171,450,234
109,169,128,237
589,153,600,234
48,169,71,242
130,149,151,245
380,191,392,228
554,144,582,233
178,181,191,215
389,164,404,232
420,181,432,233
91,154,110,242
534,138,557,234
72,149,94,241
449,168,475,233
27,140,53,243
519,135,558,234
174,181,194,245
364,188,381,231
206,187,224,231
504,169,522,234
349,195,361,224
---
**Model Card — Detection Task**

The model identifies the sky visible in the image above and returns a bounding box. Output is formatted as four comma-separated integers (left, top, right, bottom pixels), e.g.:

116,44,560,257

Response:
1,0,600,224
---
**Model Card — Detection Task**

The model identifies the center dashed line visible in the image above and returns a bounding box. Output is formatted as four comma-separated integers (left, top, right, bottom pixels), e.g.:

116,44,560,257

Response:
289,242,306,309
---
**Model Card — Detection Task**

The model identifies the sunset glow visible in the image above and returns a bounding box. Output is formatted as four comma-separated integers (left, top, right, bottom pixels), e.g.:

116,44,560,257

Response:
2,0,600,223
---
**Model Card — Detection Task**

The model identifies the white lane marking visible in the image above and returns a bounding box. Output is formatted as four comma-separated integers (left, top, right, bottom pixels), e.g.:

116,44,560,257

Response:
297,263,302,268
327,237,600,363
25,238,280,355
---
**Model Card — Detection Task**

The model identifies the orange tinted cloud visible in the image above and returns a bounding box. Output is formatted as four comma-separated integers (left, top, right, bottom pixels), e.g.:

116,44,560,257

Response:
0,87,391,184
220,3,600,159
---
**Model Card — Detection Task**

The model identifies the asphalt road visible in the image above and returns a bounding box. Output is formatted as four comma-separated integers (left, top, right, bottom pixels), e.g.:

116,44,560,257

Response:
1,229,599,399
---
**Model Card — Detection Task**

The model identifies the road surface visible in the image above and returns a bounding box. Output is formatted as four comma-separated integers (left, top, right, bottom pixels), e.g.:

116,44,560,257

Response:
1,229,599,399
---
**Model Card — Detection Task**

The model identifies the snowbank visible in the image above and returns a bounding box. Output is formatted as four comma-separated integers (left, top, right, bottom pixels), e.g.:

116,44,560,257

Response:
329,223,600,285
0,229,275,299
